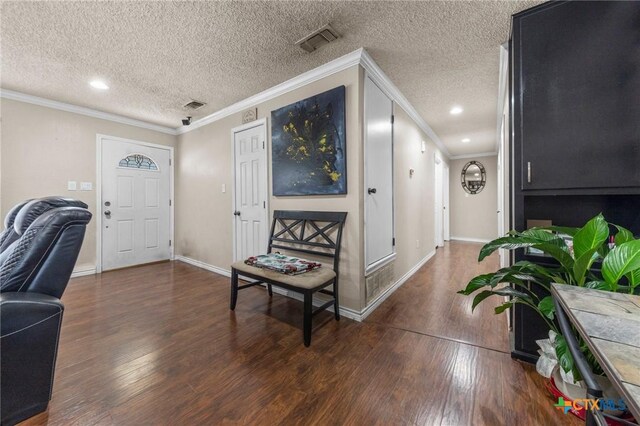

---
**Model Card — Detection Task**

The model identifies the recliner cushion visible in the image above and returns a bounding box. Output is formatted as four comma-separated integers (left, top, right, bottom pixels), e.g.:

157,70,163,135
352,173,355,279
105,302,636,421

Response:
0,200,32,253
13,197,88,236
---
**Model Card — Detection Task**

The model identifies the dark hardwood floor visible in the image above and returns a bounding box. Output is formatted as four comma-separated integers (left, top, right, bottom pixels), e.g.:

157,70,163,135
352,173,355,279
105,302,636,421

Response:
21,242,577,425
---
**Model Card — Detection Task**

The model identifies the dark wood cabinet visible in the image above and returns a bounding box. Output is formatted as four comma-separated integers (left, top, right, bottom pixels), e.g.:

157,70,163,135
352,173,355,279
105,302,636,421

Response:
510,1,640,362
513,1,640,192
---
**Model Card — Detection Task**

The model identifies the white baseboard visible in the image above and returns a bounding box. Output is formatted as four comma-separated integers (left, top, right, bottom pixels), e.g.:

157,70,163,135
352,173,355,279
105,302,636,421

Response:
174,255,231,277
174,251,437,323
71,266,97,278
360,249,436,321
450,236,492,244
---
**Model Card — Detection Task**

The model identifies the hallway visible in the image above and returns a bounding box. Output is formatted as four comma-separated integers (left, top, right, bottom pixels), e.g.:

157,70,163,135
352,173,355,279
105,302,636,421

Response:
22,242,576,425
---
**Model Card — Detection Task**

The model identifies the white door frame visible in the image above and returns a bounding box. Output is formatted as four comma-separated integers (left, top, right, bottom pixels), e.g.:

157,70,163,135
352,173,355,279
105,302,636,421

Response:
231,118,269,262
443,162,450,241
363,73,396,275
95,134,175,273
434,154,444,248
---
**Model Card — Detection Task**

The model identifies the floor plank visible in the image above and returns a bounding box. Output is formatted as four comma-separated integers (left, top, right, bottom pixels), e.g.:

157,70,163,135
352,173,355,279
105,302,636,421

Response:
19,242,577,425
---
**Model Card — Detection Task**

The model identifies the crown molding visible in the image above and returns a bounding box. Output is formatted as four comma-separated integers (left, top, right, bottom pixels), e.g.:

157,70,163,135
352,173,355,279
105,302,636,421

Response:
176,48,364,135
358,49,450,158
0,89,178,135
449,151,498,160
178,48,450,158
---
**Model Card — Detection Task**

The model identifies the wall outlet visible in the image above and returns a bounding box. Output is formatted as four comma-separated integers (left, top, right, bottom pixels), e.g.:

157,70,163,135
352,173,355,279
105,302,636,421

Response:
221,184,226,193
416,239,420,248
67,181,77,191
80,182,93,191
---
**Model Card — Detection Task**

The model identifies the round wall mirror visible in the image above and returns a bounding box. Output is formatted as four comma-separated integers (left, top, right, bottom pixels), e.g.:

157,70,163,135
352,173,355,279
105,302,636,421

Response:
461,161,486,194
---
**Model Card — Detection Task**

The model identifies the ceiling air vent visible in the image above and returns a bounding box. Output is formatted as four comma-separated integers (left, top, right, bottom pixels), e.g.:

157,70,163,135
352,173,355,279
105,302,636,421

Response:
296,24,340,53
184,100,206,110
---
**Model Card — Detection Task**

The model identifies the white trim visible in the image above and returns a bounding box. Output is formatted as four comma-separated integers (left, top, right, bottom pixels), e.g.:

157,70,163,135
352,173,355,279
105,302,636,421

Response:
359,50,450,157
96,134,175,273
176,48,450,159
496,44,510,155
176,49,363,135
175,248,437,322
449,151,498,160
230,118,269,263
360,250,436,321
363,74,396,275
365,253,397,276
174,255,231,278
449,236,492,243
0,89,177,135
70,266,97,278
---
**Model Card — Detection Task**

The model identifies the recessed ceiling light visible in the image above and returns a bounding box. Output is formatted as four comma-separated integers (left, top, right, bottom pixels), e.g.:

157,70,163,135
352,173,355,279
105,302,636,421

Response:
450,106,463,115
462,138,471,143
89,80,109,90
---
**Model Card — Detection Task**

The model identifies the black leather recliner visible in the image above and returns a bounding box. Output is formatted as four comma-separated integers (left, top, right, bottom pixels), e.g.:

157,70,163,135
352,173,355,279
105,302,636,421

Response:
0,198,92,426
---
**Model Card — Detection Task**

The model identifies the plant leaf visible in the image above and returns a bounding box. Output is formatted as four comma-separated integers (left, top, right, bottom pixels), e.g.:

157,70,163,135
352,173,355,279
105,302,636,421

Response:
471,290,494,311
555,335,575,375
573,214,608,260
572,248,600,285
458,273,495,295
614,225,635,245
478,236,543,261
538,296,555,320
494,302,513,314
601,240,640,289
584,281,611,291
541,226,580,237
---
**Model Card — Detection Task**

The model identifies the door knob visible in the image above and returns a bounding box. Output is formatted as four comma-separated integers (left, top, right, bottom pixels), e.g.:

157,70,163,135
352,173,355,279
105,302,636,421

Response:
233,211,241,216
104,210,111,216
367,188,377,194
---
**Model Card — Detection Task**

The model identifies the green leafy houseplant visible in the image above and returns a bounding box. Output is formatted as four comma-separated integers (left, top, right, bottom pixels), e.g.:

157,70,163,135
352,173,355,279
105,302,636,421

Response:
459,213,640,379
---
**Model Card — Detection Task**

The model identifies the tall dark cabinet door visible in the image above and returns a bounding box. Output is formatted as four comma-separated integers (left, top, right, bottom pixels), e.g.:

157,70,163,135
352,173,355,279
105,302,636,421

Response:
513,1,640,191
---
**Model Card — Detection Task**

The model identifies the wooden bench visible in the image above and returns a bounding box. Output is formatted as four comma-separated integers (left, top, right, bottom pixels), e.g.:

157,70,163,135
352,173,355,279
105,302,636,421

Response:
230,210,347,346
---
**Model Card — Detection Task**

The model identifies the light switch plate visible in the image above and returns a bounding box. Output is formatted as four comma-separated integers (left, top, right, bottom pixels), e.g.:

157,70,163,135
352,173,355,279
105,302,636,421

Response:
221,184,226,193
80,182,93,191
67,181,77,191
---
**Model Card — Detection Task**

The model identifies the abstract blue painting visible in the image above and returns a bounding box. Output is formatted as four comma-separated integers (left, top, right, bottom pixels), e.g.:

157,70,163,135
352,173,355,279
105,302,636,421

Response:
271,85,346,196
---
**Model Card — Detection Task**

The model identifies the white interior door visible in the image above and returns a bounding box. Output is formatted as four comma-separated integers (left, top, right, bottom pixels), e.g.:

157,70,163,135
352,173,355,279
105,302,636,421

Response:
365,76,394,271
434,155,444,248
233,122,268,261
443,163,450,241
101,138,171,271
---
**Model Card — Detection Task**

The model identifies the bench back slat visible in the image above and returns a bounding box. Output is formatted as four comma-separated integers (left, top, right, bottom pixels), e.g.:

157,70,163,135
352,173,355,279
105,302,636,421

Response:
267,210,347,273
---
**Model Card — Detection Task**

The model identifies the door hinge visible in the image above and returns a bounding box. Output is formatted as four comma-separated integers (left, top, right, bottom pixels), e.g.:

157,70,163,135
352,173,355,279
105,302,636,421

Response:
169,240,172,247
169,199,172,206
263,201,266,208
263,141,265,149
169,159,172,166
391,115,394,124
392,237,396,246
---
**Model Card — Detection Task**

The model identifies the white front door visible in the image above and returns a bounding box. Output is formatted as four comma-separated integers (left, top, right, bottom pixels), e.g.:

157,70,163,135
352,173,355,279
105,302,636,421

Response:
233,122,268,261
365,76,394,270
101,138,171,271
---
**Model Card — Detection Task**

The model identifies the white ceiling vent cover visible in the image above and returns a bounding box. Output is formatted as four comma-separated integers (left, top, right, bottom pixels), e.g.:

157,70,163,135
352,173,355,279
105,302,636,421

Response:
184,100,206,110
296,24,340,53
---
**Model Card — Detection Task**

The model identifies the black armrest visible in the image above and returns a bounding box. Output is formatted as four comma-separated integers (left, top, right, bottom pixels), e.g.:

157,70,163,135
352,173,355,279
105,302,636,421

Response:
1,292,64,338
1,292,65,425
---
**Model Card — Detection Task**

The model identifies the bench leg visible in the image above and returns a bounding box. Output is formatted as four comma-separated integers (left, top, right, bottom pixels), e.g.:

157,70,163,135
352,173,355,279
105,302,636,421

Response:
267,284,273,297
303,292,312,347
333,279,340,321
230,269,239,310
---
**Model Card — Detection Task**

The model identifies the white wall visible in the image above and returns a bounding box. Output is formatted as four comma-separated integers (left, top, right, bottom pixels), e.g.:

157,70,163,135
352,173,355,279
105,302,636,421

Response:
449,156,498,242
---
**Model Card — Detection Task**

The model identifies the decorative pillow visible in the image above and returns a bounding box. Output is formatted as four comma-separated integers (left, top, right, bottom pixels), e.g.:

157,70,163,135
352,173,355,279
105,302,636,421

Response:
245,253,321,275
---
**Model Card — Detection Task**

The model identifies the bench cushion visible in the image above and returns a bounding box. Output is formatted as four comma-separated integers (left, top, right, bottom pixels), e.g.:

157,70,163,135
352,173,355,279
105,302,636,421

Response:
231,260,336,290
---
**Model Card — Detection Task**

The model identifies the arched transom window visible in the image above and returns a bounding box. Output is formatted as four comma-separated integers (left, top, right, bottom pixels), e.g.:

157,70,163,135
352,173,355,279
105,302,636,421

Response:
118,154,158,171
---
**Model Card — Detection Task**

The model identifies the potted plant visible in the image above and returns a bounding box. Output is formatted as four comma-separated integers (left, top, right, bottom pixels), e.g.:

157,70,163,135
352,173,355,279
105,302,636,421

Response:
458,214,640,420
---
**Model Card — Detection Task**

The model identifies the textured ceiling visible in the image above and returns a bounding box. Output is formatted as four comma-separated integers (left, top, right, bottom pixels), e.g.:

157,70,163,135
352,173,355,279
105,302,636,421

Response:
1,0,542,156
